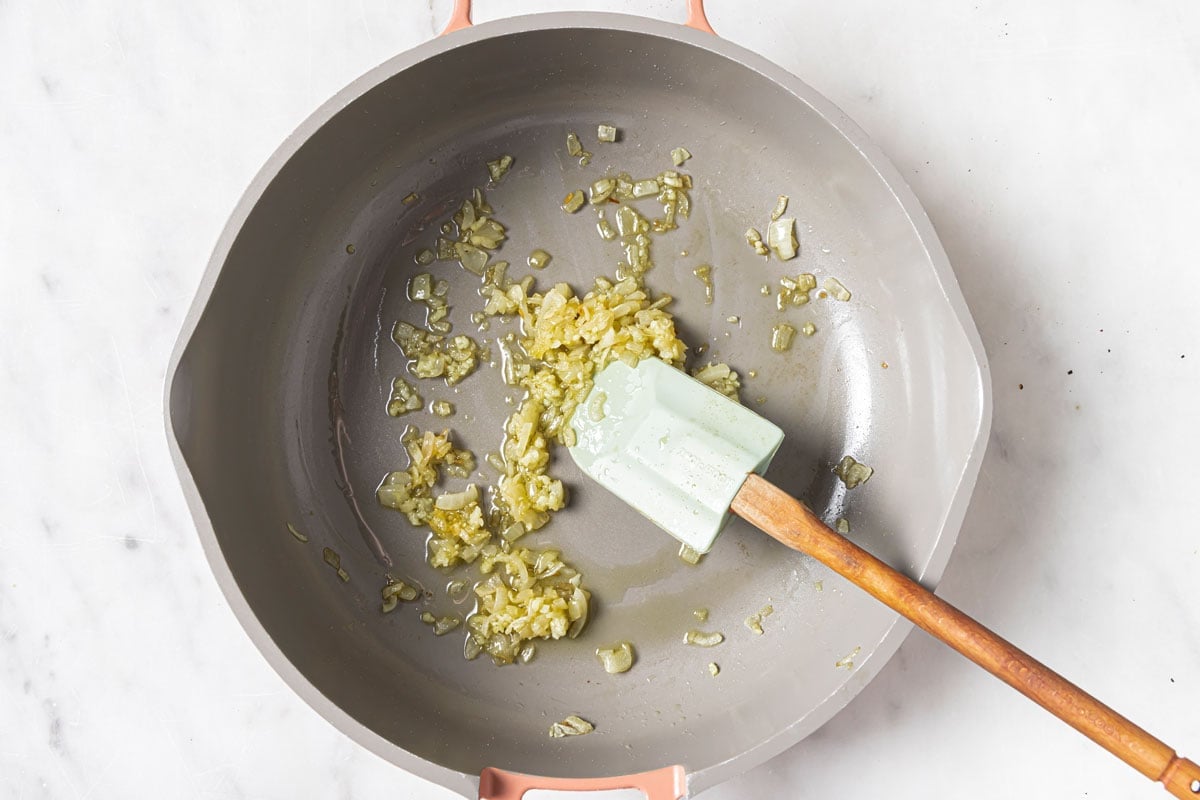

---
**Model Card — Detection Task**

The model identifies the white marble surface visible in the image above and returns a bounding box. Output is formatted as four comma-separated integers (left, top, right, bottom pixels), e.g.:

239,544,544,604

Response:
3,1,1199,797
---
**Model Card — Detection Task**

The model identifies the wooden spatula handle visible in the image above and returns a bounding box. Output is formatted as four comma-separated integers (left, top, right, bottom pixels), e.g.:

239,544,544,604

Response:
732,473,1200,798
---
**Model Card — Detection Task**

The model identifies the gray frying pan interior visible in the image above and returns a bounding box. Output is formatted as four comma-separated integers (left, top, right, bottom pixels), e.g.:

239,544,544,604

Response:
167,13,990,796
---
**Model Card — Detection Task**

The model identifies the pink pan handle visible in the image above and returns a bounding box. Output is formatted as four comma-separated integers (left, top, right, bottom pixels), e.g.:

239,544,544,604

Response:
478,765,687,800
441,0,715,36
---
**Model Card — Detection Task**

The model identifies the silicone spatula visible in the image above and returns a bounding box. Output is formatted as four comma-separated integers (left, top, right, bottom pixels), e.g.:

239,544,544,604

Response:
568,357,1199,799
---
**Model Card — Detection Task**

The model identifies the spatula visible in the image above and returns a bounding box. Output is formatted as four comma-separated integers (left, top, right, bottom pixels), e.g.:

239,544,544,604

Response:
568,357,1200,798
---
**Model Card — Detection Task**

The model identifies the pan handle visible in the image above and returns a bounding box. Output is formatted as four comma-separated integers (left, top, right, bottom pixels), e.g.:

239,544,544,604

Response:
478,765,687,800
441,0,715,36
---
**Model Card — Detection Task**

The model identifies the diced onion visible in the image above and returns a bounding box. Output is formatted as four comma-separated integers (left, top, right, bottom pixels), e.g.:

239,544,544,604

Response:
566,132,583,157
527,249,552,270
286,522,308,543
770,323,796,352
671,146,691,166
823,277,852,301
767,217,798,260
457,242,489,275
386,376,423,417
744,606,772,635
745,227,769,256
692,265,714,305
587,390,607,422
684,630,724,647
487,154,514,182
435,483,479,511
380,578,419,612
323,547,348,582
561,191,585,213
836,646,862,670
597,124,618,143
548,715,594,738
834,455,874,489
770,194,789,221
692,362,741,401
631,179,659,198
595,641,635,674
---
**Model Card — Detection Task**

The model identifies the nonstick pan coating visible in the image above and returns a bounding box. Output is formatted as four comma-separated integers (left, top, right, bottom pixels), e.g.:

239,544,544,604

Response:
167,13,989,794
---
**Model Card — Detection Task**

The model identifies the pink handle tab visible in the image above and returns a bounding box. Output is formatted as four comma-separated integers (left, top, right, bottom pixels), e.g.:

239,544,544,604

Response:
478,765,687,800
439,1,715,36
684,0,716,34
441,0,472,35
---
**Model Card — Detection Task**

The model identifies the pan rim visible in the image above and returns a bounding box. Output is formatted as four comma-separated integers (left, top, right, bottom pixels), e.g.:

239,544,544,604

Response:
164,10,992,797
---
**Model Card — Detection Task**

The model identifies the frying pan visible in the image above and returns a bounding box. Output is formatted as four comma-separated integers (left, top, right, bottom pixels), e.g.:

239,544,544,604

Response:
166,2,992,796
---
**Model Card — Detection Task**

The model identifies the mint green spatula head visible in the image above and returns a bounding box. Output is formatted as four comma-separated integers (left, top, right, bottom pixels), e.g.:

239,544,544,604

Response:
568,358,785,554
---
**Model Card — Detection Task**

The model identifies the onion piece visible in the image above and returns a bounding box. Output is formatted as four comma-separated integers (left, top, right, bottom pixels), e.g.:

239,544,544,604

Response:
678,543,702,565
561,191,586,213
409,273,432,301
527,249,552,270
745,227,769,256
456,242,489,275
381,578,419,612
684,630,724,647
770,323,796,352
692,265,714,304
435,484,479,511
386,377,423,417
595,641,635,674
322,548,349,582
566,132,583,157
708,662,720,676
836,646,862,670
823,277,852,301
745,606,772,635
834,455,874,489
589,177,616,204
801,321,816,337
286,522,308,543
596,214,617,240
431,400,454,417
486,154,514,182
770,194,789,221
402,192,420,206
631,179,659,198
671,146,691,166
836,518,851,534
587,390,607,422
597,124,618,143
548,715,594,738
767,217,798,260
694,608,709,622
422,614,462,636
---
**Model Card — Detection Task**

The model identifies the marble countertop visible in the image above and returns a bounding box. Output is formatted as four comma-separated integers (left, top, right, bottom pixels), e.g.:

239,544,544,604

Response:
3,1,1198,797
